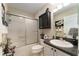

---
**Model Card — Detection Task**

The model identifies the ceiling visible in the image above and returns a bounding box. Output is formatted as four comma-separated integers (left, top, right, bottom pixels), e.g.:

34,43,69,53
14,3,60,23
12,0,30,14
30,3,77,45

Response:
7,3,47,15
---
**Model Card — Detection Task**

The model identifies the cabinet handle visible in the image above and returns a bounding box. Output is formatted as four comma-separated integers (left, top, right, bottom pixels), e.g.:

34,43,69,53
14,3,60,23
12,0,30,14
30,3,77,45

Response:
54,50,56,52
51,48,53,50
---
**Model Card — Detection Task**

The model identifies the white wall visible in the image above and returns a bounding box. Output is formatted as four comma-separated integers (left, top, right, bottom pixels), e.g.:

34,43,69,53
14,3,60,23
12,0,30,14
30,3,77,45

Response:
0,3,8,56
0,3,2,43
77,4,79,51
0,3,2,56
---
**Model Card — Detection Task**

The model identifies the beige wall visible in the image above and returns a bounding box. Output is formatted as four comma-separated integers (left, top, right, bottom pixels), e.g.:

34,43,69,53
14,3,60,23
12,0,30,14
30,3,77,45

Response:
54,5,78,37
35,4,56,40
77,4,79,36
35,3,78,40
54,7,77,21
7,5,35,19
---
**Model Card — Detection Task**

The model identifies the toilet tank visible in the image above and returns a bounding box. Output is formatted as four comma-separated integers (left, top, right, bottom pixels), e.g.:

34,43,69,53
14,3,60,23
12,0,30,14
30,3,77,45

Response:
40,39,45,45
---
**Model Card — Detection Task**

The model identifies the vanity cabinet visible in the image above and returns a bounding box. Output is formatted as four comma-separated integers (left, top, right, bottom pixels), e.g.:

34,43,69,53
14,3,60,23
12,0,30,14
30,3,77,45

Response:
54,48,70,56
44,44,70,56
44,44,54,56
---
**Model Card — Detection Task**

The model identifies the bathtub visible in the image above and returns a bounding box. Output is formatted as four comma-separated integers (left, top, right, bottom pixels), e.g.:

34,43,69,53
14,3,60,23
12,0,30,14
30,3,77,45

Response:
14,43,38,56
0,47,2,56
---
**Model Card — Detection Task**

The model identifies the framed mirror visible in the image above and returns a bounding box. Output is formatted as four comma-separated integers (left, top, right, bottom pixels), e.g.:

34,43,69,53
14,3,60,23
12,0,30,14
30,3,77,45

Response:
64,13,78,38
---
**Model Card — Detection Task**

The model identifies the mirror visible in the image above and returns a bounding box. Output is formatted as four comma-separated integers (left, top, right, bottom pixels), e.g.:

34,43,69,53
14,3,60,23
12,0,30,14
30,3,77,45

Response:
64,13,78,38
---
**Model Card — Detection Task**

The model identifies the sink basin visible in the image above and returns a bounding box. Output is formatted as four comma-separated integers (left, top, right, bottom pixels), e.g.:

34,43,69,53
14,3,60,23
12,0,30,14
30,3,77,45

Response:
50,40,73,48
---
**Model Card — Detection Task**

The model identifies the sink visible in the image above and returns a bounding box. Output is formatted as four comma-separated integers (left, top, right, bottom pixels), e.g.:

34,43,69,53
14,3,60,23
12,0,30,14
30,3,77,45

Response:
50,40,73,48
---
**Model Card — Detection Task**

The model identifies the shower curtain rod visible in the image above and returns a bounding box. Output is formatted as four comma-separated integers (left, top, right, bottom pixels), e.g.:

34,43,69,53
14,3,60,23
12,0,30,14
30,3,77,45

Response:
7,13,36,20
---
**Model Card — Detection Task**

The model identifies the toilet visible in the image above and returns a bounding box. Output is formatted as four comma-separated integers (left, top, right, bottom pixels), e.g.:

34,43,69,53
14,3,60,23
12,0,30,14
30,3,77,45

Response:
32,45,43,55
32,39,44,55
39,39,45,45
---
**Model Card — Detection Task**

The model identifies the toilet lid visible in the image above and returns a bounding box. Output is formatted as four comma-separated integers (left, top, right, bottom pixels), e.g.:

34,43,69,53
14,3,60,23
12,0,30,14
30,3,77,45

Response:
32,45,43,50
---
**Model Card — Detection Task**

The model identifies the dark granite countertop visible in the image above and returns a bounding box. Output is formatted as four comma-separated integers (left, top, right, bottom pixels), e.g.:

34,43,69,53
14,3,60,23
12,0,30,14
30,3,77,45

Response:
44,39,78,56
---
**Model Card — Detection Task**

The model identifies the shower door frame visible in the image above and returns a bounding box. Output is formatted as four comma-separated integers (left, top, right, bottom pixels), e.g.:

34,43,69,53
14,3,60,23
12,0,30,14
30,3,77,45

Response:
6,13,38,48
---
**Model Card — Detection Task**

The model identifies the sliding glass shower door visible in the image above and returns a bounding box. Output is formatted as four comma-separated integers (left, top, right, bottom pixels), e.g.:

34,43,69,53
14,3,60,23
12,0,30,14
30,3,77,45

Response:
7,15,38,48
25,19,38,44
7,15,26,47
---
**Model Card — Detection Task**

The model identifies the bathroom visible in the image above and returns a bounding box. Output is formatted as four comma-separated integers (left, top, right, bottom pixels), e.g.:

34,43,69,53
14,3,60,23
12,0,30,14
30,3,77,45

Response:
0,3,79,56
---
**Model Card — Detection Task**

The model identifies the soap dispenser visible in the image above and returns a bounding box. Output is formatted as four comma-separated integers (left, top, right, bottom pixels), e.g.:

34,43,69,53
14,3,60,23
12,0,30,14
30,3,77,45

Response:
44,34,48,39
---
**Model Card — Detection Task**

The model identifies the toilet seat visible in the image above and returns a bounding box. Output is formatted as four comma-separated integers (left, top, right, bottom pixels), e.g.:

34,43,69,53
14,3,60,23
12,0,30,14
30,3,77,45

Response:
32,45,43,50
32,45,43,53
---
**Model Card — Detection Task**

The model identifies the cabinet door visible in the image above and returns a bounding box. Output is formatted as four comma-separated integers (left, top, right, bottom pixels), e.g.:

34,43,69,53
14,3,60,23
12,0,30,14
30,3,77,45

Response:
44,44,54,56
55,48,70,56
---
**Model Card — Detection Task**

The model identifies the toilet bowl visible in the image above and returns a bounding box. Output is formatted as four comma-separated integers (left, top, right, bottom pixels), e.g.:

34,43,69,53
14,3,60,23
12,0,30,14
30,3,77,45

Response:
32,45,43,54
32,39,45,55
